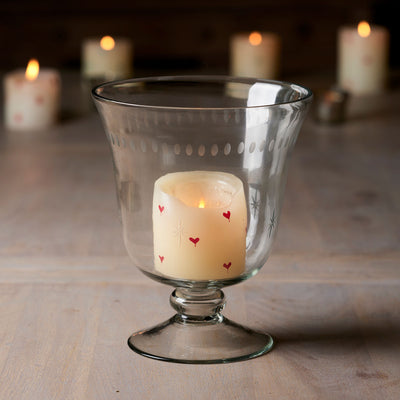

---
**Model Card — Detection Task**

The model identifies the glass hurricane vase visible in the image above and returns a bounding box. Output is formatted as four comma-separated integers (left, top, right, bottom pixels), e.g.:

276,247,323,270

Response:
93,76,312,364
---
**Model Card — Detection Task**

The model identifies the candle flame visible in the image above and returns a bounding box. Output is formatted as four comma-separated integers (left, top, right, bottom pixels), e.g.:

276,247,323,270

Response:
249,31,262,46
198,199,205,209
358,21,371,38
25,59,39,81
100,35,115,51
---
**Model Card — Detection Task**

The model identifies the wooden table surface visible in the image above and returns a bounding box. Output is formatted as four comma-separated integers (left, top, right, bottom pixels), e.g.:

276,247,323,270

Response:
0,75,399,399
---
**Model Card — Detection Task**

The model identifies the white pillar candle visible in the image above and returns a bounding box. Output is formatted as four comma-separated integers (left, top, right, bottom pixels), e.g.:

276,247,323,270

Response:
153,171,247,280
338,22,389,95
82,35,133,81
4,59,61,131
230,31,281,79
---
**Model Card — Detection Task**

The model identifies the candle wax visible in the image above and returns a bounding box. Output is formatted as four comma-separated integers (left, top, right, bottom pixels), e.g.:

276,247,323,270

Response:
230,32,281,79
153,171,247,280
4,69,60,131
338,25,389,95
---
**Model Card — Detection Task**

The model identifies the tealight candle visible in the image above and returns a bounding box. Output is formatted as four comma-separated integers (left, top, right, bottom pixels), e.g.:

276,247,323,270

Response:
315,88,349,124
82,35,133,81
4,59,61,131
153,171,247,280
230,31,281,79
338,21,389,95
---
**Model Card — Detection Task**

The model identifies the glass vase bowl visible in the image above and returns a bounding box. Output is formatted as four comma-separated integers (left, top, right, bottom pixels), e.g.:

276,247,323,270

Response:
93,76,312,363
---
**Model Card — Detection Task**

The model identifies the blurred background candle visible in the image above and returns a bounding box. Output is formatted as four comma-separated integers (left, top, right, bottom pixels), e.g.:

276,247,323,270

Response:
230,31,281,79
315,87,349,124
4,59,61,131
81,35,133,81
338,21,389,95
153,171,247,280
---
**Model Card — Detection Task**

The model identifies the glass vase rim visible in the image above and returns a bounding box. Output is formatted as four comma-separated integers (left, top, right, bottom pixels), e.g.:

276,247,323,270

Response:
92,75,313,111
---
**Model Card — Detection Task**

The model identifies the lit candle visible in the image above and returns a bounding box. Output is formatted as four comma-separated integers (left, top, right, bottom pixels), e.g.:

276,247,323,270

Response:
82,35,133,81
153,171,247,280
315,88,349,124
230,31,281,79
338,21,389,95
3,59,61,131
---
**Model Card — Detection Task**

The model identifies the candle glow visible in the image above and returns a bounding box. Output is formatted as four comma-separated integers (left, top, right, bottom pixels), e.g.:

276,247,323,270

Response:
100,36,115,51
358,21,371,38
25,59,39,81
249,32,262,46
198,199,205,208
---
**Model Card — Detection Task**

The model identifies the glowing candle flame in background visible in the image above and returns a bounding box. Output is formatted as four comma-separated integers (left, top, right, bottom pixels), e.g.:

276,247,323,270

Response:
249,32,262,46
25,59,39,81
358,21,371,38
100,35,115,51
198,199,205,209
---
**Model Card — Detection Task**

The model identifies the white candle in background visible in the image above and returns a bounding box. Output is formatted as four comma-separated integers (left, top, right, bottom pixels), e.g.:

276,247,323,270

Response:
4,59,61,131
338,21,389,95
82,35,133,81
230,31,281,79
153,171,247,280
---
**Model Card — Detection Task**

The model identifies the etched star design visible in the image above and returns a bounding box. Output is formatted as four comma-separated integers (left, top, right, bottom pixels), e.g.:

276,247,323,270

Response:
251,194,260,218
268,209,276,238
173,220,184,247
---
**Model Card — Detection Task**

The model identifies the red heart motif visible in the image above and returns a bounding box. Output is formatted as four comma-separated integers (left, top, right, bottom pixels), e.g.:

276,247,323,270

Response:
14,113,23,123
223,262,232,270
158,205,164,213
223,211,231,221
159,255,164,263
362,55,373,66
189,237,199,247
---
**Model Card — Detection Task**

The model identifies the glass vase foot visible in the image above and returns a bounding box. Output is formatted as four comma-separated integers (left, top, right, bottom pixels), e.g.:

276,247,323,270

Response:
127,288,273,364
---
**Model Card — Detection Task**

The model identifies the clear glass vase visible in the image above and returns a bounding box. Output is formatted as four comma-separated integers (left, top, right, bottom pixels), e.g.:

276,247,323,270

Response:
93,76,312,363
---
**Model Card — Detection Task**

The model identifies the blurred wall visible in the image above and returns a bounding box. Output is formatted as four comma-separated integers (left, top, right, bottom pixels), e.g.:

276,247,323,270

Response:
0,0,398,76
